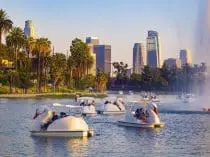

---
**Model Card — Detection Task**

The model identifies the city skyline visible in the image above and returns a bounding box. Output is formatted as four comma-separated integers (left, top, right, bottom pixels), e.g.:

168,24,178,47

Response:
1,0,202,65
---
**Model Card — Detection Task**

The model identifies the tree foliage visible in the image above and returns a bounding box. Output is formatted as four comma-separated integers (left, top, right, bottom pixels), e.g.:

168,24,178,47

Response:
49,53,67,91
0,9,13,57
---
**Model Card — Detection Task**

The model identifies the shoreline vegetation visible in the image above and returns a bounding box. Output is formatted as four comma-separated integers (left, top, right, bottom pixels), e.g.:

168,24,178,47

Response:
0,92,107,99
0,85,107,98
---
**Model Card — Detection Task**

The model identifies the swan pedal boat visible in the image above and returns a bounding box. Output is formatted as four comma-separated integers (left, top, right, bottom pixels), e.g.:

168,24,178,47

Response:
97,97,126,115
31,104,94,137
117,101,164,128
76,97,97,116
118,90,123,95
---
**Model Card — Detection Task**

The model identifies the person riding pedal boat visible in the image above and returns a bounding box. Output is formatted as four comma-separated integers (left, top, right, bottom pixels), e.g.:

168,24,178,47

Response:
51,111,59,121
135,108,146,121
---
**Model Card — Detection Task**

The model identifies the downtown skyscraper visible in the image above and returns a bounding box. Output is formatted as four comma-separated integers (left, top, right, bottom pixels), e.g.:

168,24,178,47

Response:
86,37,99,46
146,30,162,68
94,45,111,75
133,43,146,74
24,20,36,38
179,49,192,66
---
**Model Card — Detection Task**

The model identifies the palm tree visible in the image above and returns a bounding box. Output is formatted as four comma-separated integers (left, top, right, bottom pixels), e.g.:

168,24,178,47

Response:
6,69,18,93
0,9,13,56
25,37,35,58
32,38,51,93
96,68,107,92
70,38,91,87
6,27,25,70
49,53,67,92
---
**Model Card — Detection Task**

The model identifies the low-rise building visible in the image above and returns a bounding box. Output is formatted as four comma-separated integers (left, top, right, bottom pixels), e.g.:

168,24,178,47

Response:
164,58,181,69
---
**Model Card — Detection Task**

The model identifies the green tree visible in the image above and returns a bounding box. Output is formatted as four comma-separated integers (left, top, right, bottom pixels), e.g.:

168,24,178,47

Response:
129,73,141,86
79,74,95,90
6,69,18,93
0,9,13,56
112,61,128,85
49,53,67,92
66,56,74,88
25,37,35,59
141,66,153,90
16,52,33,93
95,69,107,92
18,72,33,94
32,38,51,93
6,27,25,71
69,38,93,88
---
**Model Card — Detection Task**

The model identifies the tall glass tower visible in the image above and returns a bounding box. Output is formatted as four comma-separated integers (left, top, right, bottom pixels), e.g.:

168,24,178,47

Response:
179,49,192,66
146,30,162,68
133,43,146,74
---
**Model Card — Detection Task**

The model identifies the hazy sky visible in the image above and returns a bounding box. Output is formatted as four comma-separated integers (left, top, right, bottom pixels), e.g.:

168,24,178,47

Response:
1,0,200,66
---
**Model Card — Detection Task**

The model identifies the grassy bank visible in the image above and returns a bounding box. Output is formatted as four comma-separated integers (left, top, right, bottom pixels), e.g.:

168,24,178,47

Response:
0,86,107,98
0,92,107,99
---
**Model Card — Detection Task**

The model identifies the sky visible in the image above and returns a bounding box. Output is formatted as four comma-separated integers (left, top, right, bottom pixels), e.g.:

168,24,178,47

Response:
1,0,201,66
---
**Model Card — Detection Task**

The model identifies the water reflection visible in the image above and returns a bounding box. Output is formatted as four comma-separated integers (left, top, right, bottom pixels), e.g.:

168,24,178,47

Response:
32,137,88,157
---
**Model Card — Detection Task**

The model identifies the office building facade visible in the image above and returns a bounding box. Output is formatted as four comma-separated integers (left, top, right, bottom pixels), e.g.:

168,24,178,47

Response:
179,49,192,65
86,37,99,46
164,58,181,69
133,43,146,74
94,45,111,74
146,30,162,68
24,20,36,38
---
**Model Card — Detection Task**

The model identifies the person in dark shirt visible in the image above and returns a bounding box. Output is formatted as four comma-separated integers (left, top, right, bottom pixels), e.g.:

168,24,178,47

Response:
51,111,59,122
60,112,67,118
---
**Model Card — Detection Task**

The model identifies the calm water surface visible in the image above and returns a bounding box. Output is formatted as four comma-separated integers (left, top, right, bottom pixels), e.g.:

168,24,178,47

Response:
0,94,210,157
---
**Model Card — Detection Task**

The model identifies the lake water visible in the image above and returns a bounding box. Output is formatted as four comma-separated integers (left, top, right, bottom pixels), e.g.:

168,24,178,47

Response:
0,94,210,157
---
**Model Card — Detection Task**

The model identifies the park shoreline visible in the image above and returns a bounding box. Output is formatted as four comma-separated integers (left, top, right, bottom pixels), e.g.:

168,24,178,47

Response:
0,92,107,99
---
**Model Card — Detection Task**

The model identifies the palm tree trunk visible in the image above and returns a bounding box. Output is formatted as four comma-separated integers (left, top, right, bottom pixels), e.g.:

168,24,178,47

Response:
87,66,89,75
37,52,40,93
27,48,30,59
69,69,72,88
44,68,47,92
15,49,18,72
9,82,12,94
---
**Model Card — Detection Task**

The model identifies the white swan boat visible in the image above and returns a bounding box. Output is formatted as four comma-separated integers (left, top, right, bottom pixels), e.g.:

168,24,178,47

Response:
97,97,125,115
117,101,164,128
31,105,94,137
151,95,160,103
77,97,97,116
142,94,150,101
128,90,134,95
118,90,124,95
